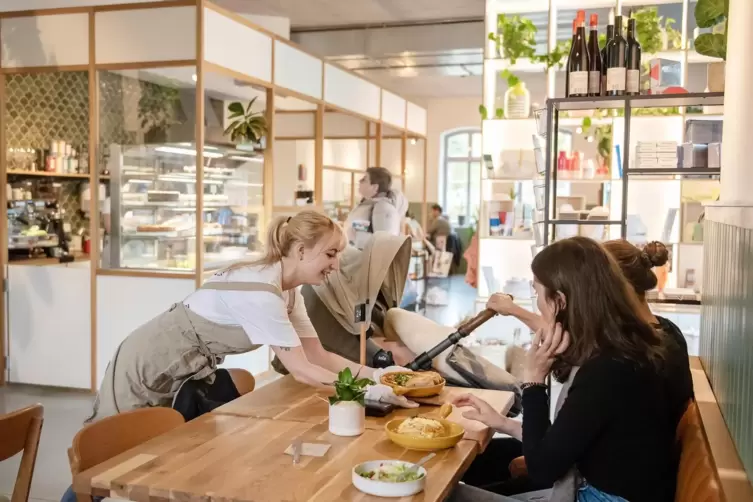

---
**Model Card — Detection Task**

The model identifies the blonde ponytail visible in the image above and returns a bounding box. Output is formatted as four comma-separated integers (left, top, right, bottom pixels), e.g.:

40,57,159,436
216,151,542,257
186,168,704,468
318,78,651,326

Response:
223,210,344,272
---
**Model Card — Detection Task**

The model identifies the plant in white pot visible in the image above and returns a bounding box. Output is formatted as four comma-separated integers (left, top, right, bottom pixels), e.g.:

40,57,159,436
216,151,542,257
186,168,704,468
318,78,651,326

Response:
328,368,374,437
693,0,727,92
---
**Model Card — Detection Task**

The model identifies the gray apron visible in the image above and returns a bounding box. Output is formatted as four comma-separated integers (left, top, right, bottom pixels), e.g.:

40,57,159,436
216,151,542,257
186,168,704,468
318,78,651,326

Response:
90,281,294,421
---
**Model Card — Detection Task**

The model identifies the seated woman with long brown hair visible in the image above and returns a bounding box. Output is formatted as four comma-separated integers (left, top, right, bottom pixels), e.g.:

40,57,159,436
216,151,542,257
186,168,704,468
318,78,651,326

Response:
449,237,678,502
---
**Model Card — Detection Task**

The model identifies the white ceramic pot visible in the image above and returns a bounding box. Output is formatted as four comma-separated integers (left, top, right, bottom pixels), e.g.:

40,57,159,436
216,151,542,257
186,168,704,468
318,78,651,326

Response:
329,401,366,437
504,82,531,119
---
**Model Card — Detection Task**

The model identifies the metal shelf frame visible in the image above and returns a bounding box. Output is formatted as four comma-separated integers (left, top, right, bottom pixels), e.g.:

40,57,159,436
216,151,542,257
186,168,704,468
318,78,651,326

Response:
541,92,725,246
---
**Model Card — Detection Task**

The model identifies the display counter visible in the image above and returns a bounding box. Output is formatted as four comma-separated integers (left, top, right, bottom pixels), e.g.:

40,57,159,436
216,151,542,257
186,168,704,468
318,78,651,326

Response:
6,259,91,388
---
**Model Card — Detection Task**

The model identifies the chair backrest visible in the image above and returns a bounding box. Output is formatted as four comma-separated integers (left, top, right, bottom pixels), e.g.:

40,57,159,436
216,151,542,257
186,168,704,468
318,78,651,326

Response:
675,401,724,502
70,407,184,475
227,368,255,395
0,404,44,502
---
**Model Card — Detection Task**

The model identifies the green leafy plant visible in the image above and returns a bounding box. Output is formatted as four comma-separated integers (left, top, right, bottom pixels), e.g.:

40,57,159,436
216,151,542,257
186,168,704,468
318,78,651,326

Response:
634,7,664,54
224,97,269,144
488,14,537,64
479,104,505,120
595,124,613,169
138,83,182,142
664,18,682,50
694,0,728,60
329,368,374,406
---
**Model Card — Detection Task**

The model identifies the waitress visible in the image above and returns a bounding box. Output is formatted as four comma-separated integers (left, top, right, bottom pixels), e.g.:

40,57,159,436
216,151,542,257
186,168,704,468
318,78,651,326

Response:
90,210,415,421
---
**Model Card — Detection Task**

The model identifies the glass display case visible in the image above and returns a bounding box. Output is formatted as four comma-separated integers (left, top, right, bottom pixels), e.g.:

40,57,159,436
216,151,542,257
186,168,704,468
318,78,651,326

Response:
104,142,263,271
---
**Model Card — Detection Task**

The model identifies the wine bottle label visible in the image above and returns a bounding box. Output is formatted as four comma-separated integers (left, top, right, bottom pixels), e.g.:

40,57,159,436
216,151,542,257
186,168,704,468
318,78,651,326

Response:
607,67,627,91
588,71,601,94
626,69,640,93
568,71,588,96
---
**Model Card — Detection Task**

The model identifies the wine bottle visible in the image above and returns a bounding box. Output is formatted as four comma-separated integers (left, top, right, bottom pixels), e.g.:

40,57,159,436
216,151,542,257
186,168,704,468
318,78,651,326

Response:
564,18,577,97
605,15,627,96
587,14,603,97
600,24,614,96
625,17,642,96
567,11,589,98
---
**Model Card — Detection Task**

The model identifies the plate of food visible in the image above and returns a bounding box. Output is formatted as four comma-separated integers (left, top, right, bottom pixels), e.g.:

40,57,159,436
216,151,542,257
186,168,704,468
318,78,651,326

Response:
385,414,464,451
380,370,445,398
352,460,427,497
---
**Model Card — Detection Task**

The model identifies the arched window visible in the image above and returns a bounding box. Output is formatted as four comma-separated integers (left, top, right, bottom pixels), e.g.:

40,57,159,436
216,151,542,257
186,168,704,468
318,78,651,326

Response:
441,128,481,226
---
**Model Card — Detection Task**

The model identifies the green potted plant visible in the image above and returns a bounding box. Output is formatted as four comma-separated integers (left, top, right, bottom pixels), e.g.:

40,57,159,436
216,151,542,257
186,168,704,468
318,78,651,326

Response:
138,83,182,143
328,368,374,437
224,97,269,147
488,15,537,119
694,0,727,91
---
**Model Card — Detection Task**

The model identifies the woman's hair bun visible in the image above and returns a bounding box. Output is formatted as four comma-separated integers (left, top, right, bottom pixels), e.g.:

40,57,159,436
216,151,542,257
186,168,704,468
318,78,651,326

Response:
643,241,669,268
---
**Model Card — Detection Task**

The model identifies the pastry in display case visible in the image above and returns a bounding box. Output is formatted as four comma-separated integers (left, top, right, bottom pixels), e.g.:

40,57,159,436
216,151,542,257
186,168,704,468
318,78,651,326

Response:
104,143,264,271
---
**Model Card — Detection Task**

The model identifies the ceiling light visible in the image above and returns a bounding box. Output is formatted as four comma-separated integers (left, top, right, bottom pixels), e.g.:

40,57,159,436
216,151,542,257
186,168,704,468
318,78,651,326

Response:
410,138,417,145
576,127,583,134
192,73,197,82
229,155,264,163
587,136,594,143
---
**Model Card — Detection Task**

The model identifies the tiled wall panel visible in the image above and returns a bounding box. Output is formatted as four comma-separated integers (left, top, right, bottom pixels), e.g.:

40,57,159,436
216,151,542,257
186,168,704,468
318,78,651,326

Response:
701,218,753,480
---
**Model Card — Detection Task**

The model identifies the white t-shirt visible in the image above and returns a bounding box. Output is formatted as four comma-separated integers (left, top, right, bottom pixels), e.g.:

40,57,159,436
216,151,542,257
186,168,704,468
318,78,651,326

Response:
183,262,318,348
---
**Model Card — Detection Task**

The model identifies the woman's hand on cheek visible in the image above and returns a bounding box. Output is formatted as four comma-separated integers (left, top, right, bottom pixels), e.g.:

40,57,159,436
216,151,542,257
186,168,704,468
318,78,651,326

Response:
523,322,570,383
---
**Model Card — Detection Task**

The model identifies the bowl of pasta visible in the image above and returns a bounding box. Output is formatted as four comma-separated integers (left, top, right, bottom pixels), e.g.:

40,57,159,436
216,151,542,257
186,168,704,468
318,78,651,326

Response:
384,416,464,451
379,371,445,398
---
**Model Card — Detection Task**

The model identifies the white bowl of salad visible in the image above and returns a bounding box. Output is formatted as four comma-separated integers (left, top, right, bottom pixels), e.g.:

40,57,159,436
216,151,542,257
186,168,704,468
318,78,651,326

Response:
352,460,427,497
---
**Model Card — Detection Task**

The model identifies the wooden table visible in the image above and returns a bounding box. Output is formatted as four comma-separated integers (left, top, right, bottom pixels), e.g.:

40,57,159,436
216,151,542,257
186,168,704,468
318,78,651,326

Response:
73,413,478,502
213,376,515,452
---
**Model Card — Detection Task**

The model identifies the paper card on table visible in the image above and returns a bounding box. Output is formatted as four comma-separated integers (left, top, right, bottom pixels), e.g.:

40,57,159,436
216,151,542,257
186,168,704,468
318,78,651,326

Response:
284,442,331,458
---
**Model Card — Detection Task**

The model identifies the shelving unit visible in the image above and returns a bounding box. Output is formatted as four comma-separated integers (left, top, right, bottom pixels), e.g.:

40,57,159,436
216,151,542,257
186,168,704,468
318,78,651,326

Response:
535,92,723,292
480,0,726,301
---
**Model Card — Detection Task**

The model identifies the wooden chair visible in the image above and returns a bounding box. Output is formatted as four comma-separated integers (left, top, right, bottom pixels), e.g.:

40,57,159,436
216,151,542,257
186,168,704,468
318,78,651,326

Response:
227,368,255,395
69,407,184,476
0,404,44,502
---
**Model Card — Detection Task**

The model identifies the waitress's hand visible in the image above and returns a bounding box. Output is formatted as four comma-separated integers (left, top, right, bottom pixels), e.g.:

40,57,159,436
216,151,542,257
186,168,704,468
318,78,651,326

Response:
486,293,516,316
365,384,419,408
523,322,570,384
450,394,511,433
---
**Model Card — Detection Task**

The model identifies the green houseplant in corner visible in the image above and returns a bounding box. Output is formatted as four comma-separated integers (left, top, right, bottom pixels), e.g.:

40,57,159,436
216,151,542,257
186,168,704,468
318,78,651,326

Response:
694,0,728,92
224,97,269,147
328,368,374,437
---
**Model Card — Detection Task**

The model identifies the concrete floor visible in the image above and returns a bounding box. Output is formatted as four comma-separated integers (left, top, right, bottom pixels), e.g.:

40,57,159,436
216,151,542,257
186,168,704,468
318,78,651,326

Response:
0,276,478,501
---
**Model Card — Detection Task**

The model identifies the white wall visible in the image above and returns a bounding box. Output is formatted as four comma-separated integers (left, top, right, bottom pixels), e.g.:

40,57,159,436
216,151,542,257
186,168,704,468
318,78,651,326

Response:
243,14,290,39
425,97,481,204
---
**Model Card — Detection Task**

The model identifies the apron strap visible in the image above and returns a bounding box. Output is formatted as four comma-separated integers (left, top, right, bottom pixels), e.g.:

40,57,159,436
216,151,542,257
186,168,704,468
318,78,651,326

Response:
199,281,295,313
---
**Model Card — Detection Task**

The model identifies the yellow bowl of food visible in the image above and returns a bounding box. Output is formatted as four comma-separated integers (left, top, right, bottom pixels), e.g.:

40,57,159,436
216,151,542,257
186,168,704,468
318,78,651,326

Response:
385,416,465,451
380,371,445,398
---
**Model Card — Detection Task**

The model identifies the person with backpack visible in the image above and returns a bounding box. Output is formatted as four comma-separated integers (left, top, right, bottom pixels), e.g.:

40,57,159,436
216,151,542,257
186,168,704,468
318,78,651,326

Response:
344,166,408,250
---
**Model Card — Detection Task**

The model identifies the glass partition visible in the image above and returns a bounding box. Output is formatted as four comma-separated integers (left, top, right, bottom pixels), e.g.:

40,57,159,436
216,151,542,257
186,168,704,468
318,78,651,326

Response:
98,66,200,271
200,69,266,271
4,71,92,262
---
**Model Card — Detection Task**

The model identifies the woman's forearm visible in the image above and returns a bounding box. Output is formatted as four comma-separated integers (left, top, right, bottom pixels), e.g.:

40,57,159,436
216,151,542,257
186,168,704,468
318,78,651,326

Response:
510,304,545,333
498,418,523,441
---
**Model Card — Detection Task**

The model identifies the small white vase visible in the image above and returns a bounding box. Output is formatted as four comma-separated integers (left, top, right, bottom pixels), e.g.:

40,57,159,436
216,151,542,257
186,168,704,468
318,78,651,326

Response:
329,401,366,437
504,82,531,119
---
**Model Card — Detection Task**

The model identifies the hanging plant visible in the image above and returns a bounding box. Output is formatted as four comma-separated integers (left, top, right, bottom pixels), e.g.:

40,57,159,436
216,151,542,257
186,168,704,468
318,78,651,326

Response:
138,83,182,142
694,0,728,60
224,97,269,144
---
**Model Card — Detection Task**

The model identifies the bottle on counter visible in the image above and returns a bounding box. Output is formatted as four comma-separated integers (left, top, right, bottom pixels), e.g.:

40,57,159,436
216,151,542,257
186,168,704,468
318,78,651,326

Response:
567,10,590,98
587,14,603,97
605,15,627,96
601,23,615,96
79,144,89,174
625,17,642,96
